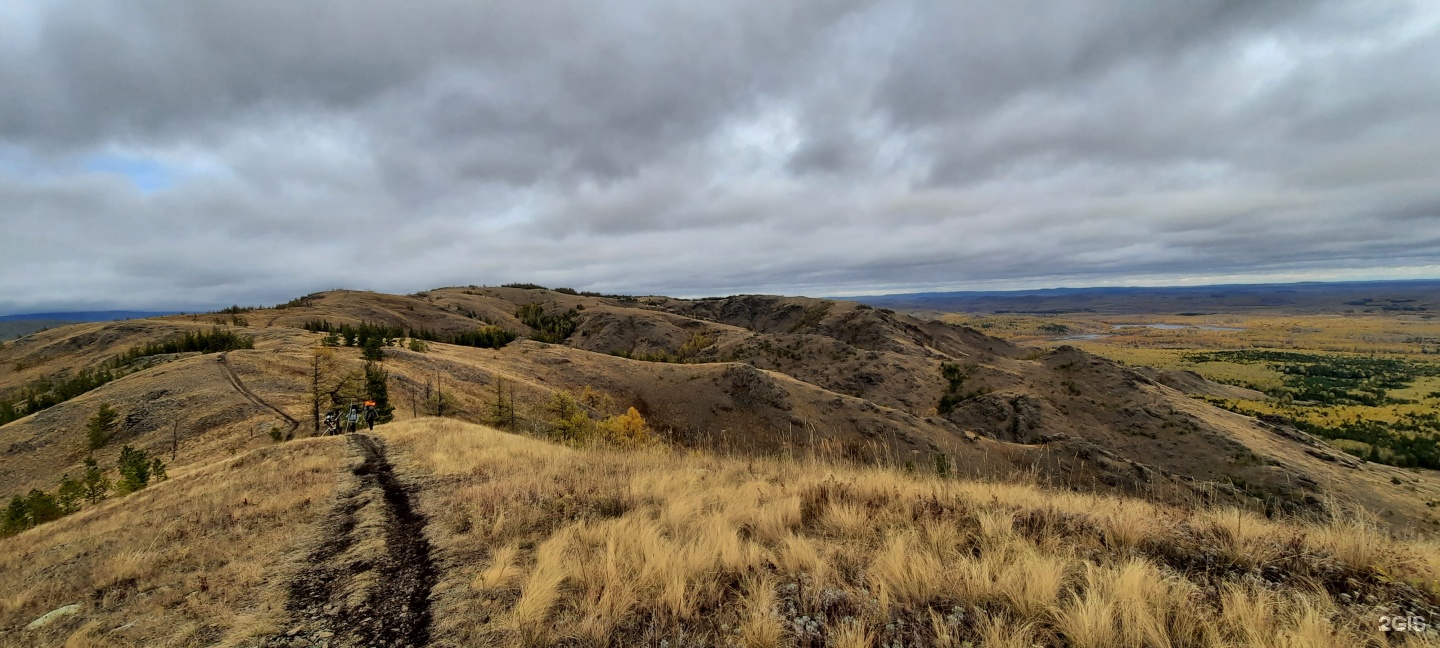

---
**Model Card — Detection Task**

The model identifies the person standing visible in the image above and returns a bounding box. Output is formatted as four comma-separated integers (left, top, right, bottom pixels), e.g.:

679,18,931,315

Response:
346,405,360,433
364,402,377,431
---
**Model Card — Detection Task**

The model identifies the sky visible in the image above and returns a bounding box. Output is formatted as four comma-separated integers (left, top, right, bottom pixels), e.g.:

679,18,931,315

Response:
2,1,1439,314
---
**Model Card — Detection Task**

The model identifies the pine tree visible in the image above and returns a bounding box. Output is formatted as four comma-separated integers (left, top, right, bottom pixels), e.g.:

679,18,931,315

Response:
86,403,119,450
82,457,110,503
150,458,167,482
57,474,84,514
3,496,29,535
24,489,61,525
116,446,152,494
361,337,385,362
364,362,395,423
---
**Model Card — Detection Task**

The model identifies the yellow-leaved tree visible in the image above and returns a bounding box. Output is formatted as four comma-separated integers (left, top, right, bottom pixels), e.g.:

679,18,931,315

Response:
599,407,653,446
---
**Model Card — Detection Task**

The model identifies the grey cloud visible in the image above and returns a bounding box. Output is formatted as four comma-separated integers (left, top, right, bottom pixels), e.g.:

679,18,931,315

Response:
1,0,1438,314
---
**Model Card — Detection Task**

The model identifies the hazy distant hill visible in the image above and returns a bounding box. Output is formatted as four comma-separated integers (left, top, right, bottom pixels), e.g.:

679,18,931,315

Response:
855,279,1440,315
0,310,180,323
0,311,180,339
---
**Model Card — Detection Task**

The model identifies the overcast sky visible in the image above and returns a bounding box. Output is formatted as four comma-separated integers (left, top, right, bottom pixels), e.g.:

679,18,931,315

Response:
2,1,1439,313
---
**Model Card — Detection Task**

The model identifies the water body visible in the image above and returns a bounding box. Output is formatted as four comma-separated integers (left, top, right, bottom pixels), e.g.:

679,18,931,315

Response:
1112,323,1244,331
1051,323,1244,341
1055,333,1112,341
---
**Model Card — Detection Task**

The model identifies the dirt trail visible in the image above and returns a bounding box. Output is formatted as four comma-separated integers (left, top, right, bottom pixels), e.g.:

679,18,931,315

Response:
269,433,437,648
218,352,300,437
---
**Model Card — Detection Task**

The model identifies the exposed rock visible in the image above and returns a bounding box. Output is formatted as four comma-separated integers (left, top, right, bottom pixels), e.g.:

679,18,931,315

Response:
26,603,81,630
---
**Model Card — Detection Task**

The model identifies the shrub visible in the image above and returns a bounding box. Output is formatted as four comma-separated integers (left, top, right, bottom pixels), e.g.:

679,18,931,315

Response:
408,339,430,353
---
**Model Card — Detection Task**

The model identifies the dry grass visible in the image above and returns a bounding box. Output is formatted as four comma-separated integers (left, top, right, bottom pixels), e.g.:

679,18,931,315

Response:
0,437,344,647
387,418,1440,647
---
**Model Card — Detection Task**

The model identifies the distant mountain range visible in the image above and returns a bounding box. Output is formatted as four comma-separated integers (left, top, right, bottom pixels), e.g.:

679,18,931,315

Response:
853,279,1440,315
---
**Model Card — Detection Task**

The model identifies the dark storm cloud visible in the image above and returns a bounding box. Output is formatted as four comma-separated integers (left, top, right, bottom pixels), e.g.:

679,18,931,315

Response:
1,0,1437,313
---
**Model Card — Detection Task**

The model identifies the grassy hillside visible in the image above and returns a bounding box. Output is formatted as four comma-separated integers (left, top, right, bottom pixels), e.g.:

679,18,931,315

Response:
4,288,1440,537
8,419,1437,646
0,438,341,647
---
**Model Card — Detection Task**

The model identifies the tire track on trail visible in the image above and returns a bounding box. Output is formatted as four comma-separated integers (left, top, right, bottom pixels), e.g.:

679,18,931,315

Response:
270,434,437,648
217,352,299,438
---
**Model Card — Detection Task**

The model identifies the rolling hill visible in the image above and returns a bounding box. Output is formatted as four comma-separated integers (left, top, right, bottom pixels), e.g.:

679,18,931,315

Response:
1,286,1438,645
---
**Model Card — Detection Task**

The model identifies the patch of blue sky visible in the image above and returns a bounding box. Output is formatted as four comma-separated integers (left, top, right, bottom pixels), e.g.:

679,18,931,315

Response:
83,153,177,193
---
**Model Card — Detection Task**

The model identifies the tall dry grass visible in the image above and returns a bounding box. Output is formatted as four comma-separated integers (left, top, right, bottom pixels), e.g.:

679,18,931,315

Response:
387,418,1440,647
0,438,344,647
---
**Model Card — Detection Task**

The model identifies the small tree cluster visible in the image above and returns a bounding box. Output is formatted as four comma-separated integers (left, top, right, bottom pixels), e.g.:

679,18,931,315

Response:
540,391,655,447
451,326,517,349
517,304,580,343
302,320,404,350
0,451,158,537
1,368,124,426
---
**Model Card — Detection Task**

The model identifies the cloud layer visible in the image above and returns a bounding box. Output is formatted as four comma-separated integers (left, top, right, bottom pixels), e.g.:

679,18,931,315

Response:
2,0,1438,312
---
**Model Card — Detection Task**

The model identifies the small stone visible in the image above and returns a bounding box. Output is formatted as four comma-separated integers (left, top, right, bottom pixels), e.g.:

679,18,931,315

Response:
316,631,334,639
26,604,81,630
